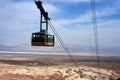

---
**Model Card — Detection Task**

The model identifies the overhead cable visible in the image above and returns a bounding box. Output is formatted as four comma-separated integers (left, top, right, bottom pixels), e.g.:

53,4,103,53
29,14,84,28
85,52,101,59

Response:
91,0,100,80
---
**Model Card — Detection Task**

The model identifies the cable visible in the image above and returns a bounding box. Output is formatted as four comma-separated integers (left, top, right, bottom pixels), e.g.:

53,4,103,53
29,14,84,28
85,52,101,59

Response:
48,21,74,64
91,0,100,80
48,20,83,76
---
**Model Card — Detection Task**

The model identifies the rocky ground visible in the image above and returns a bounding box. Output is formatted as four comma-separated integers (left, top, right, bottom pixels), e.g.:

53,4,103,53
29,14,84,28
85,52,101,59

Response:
0,53,120,80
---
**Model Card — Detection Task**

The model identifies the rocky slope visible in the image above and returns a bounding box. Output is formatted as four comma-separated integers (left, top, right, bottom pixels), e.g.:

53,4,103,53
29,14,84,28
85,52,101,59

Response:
0,64,119,80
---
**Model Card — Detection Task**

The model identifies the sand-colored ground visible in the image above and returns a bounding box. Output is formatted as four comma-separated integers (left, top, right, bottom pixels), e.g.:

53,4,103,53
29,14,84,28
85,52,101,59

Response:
0,54,120,80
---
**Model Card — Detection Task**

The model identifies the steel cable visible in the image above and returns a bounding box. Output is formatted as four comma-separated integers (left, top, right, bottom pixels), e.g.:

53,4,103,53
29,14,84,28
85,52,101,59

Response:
48,20,83,76
91,0,100,80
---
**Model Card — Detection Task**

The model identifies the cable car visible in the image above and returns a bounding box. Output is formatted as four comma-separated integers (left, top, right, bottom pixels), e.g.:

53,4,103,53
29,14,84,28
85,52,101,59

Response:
32,30,54,46
31,0,54,46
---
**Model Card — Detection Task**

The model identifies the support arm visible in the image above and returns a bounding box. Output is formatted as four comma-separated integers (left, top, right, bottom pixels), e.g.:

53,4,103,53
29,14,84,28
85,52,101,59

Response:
35,0,50,20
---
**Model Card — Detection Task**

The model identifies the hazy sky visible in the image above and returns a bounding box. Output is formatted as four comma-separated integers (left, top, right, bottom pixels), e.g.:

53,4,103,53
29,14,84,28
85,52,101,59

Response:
0,0,120,54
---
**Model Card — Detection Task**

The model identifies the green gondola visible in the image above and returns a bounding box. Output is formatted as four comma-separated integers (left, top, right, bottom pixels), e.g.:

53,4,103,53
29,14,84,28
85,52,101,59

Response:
32,31,54,46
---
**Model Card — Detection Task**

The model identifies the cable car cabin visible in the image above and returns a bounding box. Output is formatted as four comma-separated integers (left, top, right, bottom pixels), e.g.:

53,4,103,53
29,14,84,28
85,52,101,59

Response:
31,1,54,46
31,32,54,46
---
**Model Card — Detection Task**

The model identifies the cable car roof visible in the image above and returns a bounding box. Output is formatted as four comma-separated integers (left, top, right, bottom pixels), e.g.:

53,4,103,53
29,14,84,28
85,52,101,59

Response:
32,32,53,36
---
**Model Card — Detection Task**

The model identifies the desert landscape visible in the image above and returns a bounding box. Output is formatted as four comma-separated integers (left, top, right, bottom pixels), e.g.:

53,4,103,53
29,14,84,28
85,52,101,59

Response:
0,53,120,80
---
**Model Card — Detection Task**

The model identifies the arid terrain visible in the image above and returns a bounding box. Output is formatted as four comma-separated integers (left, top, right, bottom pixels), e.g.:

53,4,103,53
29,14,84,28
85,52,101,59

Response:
0,53,120,80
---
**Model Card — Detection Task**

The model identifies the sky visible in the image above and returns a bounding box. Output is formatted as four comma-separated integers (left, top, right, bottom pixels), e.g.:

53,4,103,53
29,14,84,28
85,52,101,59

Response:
0,0,120,55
